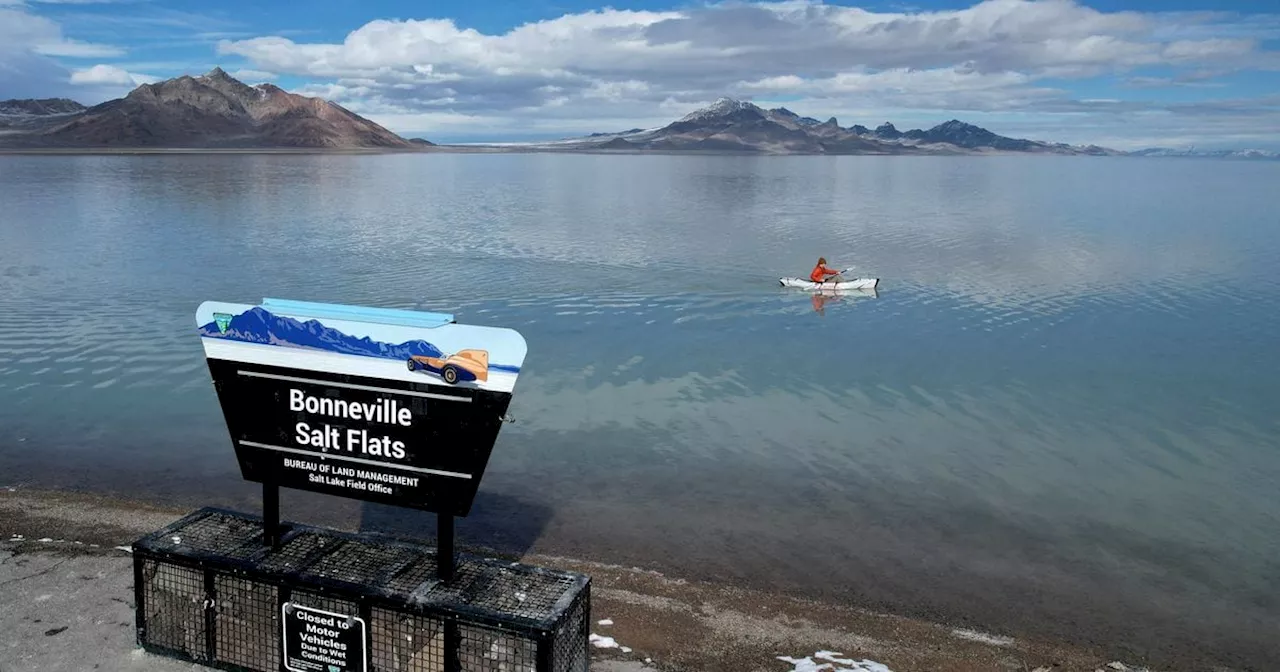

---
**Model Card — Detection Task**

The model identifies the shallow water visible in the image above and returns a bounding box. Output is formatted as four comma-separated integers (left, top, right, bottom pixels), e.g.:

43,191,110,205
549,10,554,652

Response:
1,154,1278,667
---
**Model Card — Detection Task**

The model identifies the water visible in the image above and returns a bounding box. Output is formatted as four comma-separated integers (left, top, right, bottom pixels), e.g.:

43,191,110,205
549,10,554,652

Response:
2,154,1279,668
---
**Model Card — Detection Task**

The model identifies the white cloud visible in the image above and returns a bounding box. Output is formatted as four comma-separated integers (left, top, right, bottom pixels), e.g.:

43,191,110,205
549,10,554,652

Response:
0,6,123,58
228,68,276,82
69,63,156,86
0,5,129,101
210,0,1280,145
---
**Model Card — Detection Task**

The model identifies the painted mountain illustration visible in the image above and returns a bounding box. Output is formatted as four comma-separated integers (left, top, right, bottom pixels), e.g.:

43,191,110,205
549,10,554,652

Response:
199,307,520,372
200,306,445,360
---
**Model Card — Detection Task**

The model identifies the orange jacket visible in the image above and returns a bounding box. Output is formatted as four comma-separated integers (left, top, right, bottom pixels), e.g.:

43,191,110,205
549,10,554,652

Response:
810,264,840,282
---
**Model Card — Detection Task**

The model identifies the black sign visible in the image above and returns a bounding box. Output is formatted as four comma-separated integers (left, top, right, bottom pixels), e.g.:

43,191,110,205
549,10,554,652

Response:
282,603,366,672
196,299,526,517
206,359,512,516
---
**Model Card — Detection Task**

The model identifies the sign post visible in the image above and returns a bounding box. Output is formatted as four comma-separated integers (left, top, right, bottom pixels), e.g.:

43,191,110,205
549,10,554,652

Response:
131,297,588,672
195,297,527,579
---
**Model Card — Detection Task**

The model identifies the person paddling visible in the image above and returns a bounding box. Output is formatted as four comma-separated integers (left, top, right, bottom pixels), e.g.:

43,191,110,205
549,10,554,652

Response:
809,257,843,284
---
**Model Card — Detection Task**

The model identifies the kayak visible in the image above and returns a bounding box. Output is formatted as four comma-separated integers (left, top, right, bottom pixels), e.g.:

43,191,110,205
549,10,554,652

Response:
779,276,879,290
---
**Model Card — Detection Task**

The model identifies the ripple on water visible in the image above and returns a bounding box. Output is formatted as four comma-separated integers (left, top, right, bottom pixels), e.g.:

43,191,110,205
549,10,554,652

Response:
2,154,1279,669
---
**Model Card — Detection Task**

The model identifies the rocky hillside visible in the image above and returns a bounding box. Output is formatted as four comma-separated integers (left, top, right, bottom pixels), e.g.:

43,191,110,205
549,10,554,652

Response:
537,98,1120,155
0,98,86,117
0,69,420,149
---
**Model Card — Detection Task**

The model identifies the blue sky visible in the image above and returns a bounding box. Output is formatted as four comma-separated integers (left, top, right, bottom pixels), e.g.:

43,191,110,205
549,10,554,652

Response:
1,0,1277,148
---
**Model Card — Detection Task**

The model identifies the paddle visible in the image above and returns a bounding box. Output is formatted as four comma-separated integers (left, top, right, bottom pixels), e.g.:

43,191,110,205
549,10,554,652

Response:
824,266,855,283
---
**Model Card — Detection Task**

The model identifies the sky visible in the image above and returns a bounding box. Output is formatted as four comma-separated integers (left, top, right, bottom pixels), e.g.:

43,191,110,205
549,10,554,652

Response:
1,0,1278,149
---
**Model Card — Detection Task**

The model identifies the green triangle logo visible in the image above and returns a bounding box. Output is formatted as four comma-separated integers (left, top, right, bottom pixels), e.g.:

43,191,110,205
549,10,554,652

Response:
214,313,232,333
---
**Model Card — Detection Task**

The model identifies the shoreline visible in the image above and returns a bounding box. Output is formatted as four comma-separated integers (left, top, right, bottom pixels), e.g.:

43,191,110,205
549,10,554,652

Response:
0,486,1191,672
0,146,1265,159
0,145,1112,157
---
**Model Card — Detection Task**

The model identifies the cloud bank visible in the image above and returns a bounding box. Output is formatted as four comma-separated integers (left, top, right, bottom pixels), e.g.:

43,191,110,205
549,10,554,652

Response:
210,0,1280,146
1,0,1276,147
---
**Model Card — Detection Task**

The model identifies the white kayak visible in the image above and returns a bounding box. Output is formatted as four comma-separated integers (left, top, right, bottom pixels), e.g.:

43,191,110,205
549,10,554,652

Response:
779,276,879,290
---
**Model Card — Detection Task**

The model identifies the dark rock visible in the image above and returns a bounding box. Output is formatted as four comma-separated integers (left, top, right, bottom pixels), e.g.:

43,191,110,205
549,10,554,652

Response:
596,137,636,149
873,122,902,139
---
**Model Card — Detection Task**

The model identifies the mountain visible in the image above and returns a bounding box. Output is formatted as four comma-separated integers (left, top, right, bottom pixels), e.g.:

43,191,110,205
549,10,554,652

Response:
0,98,87,133
0,68,421,150
0,98,86,117
521,97,1122,156
1128,147,1280,160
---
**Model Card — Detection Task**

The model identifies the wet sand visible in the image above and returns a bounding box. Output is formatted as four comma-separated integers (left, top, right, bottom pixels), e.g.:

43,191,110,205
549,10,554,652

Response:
0,487,1210,672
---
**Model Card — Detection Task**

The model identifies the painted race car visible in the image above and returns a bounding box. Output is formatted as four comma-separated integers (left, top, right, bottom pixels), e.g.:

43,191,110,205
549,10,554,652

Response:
406,349,490,385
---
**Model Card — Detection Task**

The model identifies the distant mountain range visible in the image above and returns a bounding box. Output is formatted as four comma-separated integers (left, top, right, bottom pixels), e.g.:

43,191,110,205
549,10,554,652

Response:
0,98,86,117
506,97,1125,156
1,73,1273,157
494,97,1278,158
0,68,423,149
1127,147,1279,159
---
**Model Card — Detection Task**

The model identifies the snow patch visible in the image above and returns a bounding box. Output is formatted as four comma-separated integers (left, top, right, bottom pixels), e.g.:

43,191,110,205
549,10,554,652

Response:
597,619,613,626
950,628,1015,647
777,651,894,672
114,546,132,553
679,97,764,123
589,634,619,649
621,646,632,653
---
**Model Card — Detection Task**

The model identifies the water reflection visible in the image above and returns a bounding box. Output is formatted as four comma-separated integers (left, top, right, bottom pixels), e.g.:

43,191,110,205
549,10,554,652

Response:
803,287,878,315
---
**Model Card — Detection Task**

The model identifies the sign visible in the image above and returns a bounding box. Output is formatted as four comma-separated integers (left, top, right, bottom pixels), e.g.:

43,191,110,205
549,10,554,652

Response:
282,602,366,672
196,298,527,516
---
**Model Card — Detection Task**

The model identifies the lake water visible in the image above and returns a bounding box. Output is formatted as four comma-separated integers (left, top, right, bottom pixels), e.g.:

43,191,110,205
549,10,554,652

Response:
1,154,1278,669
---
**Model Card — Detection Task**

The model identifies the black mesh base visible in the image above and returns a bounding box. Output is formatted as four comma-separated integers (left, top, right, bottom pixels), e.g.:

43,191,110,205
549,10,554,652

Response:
133,507,590,672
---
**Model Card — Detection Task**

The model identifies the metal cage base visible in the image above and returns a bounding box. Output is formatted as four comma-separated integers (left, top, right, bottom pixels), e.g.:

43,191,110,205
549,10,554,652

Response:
131,507,590,672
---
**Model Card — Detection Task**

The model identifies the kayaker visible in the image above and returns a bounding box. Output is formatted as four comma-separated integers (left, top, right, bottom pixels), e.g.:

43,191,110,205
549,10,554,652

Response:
809,257,842,284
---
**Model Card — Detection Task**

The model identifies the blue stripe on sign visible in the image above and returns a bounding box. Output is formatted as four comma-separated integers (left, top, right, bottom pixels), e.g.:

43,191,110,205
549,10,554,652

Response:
260,298,455,329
